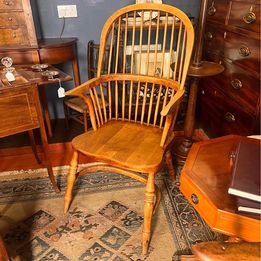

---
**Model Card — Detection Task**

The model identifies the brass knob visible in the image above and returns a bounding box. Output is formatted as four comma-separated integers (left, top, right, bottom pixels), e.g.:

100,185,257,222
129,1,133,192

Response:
208,5,216,16
224,112,236,122
231,79,242,90
201,89,205,95
205,32,213,40
238,45,251,57
191,193,199,204
8,17,13,21
4,1,11,5
243,12,256,24
12,32,16,38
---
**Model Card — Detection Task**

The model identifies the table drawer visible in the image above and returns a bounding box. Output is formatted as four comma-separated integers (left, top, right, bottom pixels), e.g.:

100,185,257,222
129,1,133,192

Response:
224,31,260,74
204,24,225,62
0,0,23,10
0,27,29,46
0,12,25,26
229,2,260,33
206,0,229,24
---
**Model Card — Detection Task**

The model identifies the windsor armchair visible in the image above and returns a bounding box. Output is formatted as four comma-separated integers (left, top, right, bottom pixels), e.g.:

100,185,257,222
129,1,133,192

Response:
64,3,194,255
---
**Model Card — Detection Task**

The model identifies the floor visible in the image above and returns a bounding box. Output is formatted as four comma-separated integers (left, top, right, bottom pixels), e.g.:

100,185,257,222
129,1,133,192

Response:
0,118,208,172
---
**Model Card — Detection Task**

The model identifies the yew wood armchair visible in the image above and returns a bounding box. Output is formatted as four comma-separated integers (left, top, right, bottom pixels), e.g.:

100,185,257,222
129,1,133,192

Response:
64,3,194,255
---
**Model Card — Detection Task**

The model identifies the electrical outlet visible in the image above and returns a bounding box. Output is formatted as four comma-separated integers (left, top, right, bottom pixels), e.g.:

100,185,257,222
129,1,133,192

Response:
57,5,77,18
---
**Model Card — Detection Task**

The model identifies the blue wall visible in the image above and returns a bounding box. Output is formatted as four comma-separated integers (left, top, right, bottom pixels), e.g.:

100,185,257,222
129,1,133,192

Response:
35,0,200,118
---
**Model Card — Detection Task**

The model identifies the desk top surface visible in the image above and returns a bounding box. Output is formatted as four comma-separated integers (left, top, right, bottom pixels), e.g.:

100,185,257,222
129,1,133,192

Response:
0,64,72,88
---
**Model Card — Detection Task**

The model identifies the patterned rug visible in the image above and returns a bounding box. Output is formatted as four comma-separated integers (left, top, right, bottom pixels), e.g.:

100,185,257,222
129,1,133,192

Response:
0,165,224,260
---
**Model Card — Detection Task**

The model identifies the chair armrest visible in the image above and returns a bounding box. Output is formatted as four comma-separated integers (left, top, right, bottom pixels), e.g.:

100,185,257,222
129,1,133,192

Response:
65,77,102,97
65,77,103,131
160,89,185,116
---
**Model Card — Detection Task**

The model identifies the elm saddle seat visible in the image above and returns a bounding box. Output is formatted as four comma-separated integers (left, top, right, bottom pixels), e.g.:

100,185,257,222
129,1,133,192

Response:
63,3,194,255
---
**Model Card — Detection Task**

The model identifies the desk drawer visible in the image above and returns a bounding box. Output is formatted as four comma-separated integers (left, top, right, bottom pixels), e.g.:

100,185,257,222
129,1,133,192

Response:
0,27,29,46
224,31,260,74
229,2,260,34
0,0,23,10
0,12,25,26
0,84,39,137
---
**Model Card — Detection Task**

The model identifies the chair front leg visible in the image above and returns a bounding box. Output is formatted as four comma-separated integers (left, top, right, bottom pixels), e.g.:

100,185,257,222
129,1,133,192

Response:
143,172,155,255
64,150,78,213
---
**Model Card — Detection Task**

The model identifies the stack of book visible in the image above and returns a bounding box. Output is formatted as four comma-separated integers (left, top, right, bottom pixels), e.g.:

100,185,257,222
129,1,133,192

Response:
228,140,261,216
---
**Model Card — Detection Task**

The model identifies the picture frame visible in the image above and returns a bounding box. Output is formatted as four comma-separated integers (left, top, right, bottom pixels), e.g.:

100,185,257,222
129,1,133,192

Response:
134,50,176,78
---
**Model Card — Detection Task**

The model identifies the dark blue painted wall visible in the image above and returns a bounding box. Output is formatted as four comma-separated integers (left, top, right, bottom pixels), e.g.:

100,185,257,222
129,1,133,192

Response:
34,0,200,118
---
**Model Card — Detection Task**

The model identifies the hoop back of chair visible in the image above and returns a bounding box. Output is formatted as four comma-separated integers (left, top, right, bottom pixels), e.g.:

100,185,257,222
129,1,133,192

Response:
70,4,194,146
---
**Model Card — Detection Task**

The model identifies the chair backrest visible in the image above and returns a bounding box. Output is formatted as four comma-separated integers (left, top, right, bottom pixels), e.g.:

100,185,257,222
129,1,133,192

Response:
87,40,110,79
68,4,194,147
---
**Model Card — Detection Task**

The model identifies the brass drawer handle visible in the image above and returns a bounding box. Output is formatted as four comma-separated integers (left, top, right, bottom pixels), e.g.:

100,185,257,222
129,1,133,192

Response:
208,2,216,16
243,12,256,24
4,1,12,5
191,193,199,204
8,17,13,21
224,112,236,122
12,32,16,38
231,79,242,90
205,32,213,40
238,45,251,57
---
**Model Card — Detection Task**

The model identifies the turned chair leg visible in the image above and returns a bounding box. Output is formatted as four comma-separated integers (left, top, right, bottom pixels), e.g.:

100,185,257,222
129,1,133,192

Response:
143,172,155,255
165,150,176,180
64,150,78,213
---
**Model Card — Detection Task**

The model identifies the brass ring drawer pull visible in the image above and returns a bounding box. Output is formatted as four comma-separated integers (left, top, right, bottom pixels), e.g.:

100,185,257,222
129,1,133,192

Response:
243,12,256,24
225,112,236,122
205,32,213,40
208,5,216,16
191,193,199,204
238,45,251,57
231,79,242,90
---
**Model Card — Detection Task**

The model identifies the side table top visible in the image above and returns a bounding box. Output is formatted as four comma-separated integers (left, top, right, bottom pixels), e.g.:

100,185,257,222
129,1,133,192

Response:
180,135,261,242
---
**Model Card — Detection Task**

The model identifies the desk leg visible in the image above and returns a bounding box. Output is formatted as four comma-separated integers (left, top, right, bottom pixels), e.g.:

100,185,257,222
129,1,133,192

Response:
39,86,53,138
28,130,41,164
72,57,80,86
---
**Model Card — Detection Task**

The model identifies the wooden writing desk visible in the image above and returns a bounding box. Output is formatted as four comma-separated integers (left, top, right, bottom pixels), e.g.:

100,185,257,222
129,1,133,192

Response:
0,80,59,193
0,64,72,137
180,135,260,242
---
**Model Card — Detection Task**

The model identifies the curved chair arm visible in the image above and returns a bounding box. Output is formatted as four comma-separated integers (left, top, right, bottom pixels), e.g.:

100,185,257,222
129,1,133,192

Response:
161,89,185,117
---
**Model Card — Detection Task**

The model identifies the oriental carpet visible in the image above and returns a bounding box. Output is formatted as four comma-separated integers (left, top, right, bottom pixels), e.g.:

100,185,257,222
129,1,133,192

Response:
0,165,223,261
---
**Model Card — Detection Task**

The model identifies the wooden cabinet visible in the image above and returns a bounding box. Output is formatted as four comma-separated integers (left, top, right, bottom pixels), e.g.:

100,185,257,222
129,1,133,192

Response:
0,0,37,47
198,0,260,136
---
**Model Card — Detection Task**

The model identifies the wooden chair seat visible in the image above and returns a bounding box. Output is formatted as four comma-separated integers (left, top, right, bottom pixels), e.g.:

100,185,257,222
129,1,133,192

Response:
64,97,87,113
72,120,164,173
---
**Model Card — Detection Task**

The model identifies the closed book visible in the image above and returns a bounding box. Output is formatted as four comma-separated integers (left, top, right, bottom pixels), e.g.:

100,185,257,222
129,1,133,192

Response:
237,197,261,215
228,140,261,202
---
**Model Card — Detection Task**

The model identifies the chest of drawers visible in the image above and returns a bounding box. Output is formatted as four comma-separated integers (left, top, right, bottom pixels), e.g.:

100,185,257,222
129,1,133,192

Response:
0,0,37,47
198,0,260,136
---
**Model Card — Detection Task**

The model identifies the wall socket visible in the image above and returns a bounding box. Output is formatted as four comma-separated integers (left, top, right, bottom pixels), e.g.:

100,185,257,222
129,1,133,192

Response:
57,5,77,18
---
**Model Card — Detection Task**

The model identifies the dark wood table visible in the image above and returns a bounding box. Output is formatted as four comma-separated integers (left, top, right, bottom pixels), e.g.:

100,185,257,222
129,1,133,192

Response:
0,64,72,137
180,135,260,242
